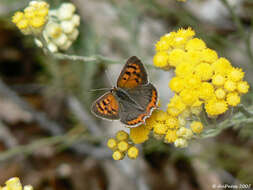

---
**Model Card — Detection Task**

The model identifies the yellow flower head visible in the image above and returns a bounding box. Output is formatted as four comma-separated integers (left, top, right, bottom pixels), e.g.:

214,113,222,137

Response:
24,6,36,18
165,115,179,129
200,48,218,63
164,129,178,143
194,62,213,81
117,141,129,152
191,105,203,115
185,38,206,51
228,67,244,82
169,76,185,93
226,92,240,106
155,34,173,51
12,12,24,24
205,98,228,116
172,34,188,49
12,1,49,35
237,81,250,94
107,138,117,150
153,51,170,69
155,110,169,122
127,146,139,159
184,74,201,89
16,19,29,30
172,28,195,48
224,80,236,92
167,106,182,117
212,57,232,76
167,95,186,116
215,88,226,99
212,74,225,86
198,82,214,100
168,49,187,67
30,16,46,28
185,50,202,66
112,150,124,160
130,125,150,144
177,27,195,39
153,122,168,135
175,62,195,77
116,130,129,141
36,7,49,17
180,89,198,105
190,121,203,133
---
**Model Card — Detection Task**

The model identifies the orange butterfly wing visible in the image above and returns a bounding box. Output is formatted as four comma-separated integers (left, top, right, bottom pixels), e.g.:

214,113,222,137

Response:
117,56,148,89
91,92,120,120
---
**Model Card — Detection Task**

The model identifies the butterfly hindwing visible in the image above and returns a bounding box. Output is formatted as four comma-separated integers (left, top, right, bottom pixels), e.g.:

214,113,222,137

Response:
91,92,120,120
117,56,148,89
118,83,158,127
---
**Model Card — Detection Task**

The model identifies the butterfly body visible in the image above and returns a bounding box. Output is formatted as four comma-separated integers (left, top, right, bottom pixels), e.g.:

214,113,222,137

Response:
91,56,158,127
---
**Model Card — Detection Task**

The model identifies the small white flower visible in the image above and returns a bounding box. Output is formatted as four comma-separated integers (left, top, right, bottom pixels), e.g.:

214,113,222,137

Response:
71,14,80,26
24,185,33,190
183,128,193,139
29,1,38,6
68,29,79,41
60,3,76,13
53,33,68,46
45,22,62,38
57,3,76,20
47,42,58,52
60,40,72,50
174,138,188,148
176,127,193,139
61,21,75,34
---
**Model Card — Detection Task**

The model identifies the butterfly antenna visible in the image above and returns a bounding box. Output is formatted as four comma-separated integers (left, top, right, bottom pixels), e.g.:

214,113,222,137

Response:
105,69,114,87
89,88,111,92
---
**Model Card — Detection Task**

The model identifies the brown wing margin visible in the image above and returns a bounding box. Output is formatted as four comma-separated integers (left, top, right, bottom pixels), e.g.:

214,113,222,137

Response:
117,56,148,89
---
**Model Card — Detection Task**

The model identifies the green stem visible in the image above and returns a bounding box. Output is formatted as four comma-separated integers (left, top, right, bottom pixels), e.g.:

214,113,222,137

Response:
238,104,253,118
52,53,121,64
200,108,253,139
0,136,64,161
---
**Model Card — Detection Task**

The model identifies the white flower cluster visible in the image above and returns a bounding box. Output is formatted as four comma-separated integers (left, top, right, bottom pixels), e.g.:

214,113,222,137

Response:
35,3,80,52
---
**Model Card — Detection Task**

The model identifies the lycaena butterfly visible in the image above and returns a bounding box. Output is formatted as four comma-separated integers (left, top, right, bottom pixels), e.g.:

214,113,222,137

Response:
91,56,158,127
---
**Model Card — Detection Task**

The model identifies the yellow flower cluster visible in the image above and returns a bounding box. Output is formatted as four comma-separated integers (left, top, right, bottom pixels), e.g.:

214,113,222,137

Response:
40,3,80,52
107,130,139,160
154,28,249,118
12,1,49,35
129,109,197,148
0,177,33,190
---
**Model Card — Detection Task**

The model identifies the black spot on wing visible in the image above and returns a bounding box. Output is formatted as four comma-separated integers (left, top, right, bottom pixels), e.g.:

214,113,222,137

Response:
97,103,104,111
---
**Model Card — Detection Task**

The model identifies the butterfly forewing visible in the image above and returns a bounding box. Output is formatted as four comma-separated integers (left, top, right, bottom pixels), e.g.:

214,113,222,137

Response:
117,56,148,89
91,92,120,120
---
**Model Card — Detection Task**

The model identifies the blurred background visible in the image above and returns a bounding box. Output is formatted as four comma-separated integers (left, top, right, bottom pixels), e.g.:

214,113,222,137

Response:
0,0,253,189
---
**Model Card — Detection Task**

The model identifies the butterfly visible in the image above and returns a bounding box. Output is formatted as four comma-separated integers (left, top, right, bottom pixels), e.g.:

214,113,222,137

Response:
91,56,158,127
